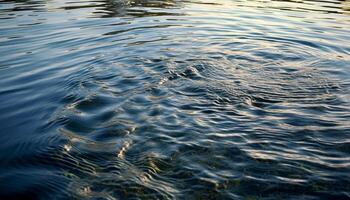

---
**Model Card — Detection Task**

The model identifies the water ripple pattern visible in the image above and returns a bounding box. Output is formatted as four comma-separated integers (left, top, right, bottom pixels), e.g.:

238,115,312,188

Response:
0,0,350,199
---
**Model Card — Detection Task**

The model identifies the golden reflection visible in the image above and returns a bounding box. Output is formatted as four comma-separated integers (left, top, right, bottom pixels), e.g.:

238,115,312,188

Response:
117,140,132,159
77,186,92,196
63,144,72,152
342,0,350,12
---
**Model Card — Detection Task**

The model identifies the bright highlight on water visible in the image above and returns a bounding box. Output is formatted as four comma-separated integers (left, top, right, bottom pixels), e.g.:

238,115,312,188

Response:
0,0,349,199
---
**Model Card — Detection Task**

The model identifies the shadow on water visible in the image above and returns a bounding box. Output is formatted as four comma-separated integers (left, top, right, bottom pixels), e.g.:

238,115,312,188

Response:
1,0,349,18
60,0,184,18
0,0,185,18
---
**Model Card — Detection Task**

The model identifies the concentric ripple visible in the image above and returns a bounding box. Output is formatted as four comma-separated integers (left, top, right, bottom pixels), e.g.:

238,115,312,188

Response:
0,0,350,199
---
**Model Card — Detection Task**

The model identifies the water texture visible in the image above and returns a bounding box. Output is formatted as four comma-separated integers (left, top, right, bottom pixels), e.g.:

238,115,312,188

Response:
0,0,350,199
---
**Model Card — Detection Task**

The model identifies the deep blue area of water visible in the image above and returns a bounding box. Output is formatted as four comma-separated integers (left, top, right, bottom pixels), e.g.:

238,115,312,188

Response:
1,0,350,199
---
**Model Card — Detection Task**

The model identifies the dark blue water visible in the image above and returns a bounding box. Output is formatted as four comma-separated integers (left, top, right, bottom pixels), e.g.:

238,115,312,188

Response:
1,0,350,199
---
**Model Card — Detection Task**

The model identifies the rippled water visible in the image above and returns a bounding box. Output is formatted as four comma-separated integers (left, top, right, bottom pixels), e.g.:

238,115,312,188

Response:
1,0,350,199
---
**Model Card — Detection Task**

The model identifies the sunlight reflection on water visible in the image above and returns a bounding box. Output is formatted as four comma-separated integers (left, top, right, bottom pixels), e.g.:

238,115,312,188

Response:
0,0,350,199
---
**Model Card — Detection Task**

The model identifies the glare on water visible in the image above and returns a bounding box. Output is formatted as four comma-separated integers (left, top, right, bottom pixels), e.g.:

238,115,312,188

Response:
0,0,350,199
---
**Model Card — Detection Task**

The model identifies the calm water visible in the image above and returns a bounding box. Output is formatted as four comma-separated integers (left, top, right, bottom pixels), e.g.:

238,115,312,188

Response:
1,0,350,199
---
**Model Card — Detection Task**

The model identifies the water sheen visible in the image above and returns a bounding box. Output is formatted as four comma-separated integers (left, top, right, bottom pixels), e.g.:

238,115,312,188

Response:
1,0,350,199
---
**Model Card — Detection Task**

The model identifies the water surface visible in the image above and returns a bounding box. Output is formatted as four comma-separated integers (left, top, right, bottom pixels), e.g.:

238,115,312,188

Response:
0,0,350,199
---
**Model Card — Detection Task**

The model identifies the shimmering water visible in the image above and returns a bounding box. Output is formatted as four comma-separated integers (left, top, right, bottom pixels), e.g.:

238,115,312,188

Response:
1,0,350,199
